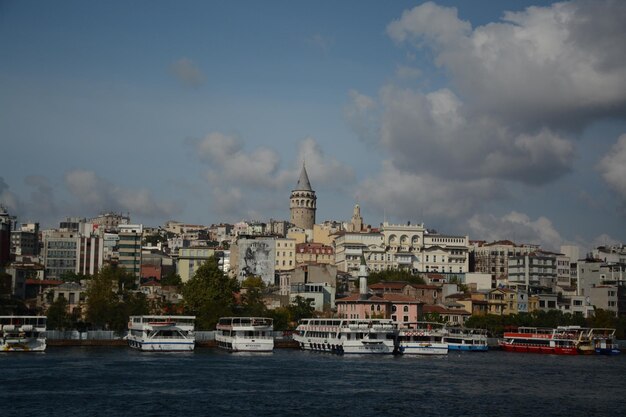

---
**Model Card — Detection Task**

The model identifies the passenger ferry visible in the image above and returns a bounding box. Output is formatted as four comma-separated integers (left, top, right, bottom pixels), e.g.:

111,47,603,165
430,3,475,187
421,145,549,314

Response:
293,318,397,354
215,317,274,352
396,322,448,355
443,326,489,351
589,328,621,355
499,326,581,355
127,315,195,351
0,316,47,352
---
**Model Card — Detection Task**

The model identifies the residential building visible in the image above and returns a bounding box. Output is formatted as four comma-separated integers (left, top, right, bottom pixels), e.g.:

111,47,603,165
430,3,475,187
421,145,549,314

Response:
508,251,557,291
177,246,218,283
472,240,538,283
295,242,334,265
77,235,104,276
118,224,143,279
275,238,296,271
42,230,78,279
290,282,336,311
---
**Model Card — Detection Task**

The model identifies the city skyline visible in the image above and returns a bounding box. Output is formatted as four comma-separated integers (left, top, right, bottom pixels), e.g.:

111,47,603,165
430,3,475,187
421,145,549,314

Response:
1,0,625,252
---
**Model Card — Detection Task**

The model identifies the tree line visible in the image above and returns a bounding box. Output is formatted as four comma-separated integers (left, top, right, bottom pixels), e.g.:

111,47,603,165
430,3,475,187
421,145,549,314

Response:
46,256,314,332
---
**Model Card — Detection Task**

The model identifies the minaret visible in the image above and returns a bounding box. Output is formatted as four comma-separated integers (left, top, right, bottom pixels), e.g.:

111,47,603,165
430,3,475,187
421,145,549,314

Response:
359,254,369,300
290,163,317,230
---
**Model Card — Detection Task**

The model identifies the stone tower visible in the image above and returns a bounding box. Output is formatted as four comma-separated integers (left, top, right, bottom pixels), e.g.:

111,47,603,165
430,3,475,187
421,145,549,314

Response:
290,163,316,230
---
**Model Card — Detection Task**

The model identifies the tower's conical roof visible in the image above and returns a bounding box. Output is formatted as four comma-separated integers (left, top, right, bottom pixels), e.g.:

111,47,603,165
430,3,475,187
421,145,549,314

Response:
295,163,313,191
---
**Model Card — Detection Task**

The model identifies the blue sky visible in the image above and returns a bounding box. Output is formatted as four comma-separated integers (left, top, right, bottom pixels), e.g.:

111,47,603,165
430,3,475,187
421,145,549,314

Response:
1,0,625,252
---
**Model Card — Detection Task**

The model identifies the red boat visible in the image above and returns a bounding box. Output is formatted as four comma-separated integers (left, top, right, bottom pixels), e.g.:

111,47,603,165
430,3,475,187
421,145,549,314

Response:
499,326,581,355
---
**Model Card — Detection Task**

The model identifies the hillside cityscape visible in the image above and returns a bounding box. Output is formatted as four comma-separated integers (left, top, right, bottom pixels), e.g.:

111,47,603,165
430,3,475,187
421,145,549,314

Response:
1,163,624,335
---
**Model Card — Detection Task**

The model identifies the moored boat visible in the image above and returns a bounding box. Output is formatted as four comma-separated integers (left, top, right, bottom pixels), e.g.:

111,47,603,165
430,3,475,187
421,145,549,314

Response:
396,322,448,355
590,328,621,355
0,316,47,352
293,318,396,354
443,326,489,352
215,317,274,352
499,326,580,355
127,315,195,351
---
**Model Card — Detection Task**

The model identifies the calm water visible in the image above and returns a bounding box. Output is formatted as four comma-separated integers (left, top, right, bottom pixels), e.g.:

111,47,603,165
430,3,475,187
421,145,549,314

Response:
1,347,625,417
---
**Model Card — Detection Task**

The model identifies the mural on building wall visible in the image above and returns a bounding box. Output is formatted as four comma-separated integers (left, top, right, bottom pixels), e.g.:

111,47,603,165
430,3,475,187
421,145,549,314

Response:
238,239,275,285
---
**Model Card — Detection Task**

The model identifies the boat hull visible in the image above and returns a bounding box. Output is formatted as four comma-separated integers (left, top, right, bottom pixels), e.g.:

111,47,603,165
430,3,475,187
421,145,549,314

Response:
398,342,448,355
500,343,578,355
447,344,488,352
1,338,46,352
127,337,195,351
293,336,394,354
216,335,274,352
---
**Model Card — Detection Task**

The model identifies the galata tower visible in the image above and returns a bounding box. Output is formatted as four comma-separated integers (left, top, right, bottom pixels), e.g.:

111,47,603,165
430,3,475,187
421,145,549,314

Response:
290,163,316,230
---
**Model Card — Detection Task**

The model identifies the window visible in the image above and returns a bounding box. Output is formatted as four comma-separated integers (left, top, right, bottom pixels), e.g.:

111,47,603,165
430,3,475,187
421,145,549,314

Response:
403,316,409,322
403,306,409,312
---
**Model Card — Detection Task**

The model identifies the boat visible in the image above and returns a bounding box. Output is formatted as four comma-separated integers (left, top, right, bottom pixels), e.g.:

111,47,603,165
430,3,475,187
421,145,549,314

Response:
0,316,47,352
215,317,274,352
293,318,397,354
442,326,489,352
589,328,621,355
499,326,581,355
127,315,195,351
396,322,448,355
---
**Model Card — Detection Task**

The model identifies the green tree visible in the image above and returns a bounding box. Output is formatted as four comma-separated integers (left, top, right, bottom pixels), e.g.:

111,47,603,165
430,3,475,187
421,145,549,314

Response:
268,307,291,331
85,267,118,329
367,270,426,285
46,296,72,330
160,272,183,287
288,295,315,323
59,271,88,283
85,265,147,331
182,256,240,330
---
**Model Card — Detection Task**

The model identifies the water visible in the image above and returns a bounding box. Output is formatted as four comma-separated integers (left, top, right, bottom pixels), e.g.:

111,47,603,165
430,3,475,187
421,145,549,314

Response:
1,348,625,416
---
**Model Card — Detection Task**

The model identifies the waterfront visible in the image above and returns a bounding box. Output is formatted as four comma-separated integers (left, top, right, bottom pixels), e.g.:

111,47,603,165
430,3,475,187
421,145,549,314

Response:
1,348,625,416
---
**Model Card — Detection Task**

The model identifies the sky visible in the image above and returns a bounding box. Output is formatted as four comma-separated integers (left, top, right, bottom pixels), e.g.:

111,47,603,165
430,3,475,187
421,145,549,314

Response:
1,0,625,253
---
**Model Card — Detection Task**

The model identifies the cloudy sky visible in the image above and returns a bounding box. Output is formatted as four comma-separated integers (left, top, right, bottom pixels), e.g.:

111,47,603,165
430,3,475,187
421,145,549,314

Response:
1,0,625,252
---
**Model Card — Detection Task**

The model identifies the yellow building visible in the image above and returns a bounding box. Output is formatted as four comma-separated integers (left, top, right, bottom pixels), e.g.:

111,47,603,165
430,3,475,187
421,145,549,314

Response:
275,238,296,271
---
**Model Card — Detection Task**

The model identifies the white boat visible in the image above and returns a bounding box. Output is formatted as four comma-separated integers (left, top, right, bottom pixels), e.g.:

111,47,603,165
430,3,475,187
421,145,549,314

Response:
0,316,47,352
127,315,195,351
293,318,397,354
443,326,489,352
396,322,448,355
215,317,274,352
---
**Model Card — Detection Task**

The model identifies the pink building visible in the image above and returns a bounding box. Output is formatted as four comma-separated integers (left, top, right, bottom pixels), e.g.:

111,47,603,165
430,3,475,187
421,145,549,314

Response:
336,293,423,325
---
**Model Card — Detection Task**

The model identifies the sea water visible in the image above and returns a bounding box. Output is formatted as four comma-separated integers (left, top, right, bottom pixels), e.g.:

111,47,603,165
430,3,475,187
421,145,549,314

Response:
1,348,624,416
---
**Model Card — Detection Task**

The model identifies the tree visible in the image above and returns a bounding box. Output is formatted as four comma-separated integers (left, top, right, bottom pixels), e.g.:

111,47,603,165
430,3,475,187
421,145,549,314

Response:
182,256,240,330
239,274,267,316
85,267,118,329
160,272,183,287
46,296,72,330
288,295,315,323
367,270,425,285
85,265,148,331
268,307,291,331
59,271,88,283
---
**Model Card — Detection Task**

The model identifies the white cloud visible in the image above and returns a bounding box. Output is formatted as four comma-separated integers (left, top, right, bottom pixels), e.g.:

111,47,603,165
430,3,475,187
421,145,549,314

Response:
387,1,626,130
468,211,564,251
377,85,574,184
64,170,182,218
357,161,506,223
170,58,206,87
395,65,422,79
189,133,355,219
307,34,334,54
598,133,626,200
